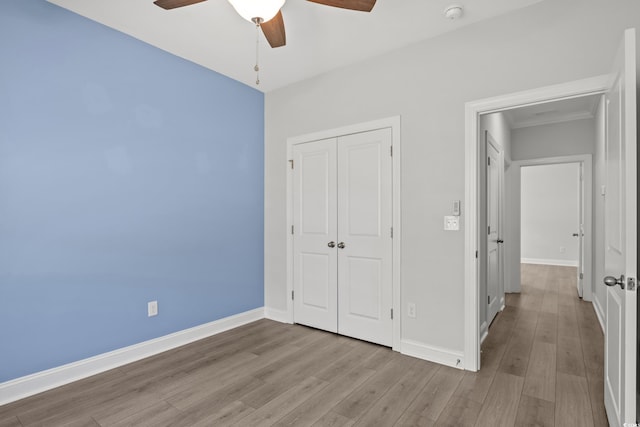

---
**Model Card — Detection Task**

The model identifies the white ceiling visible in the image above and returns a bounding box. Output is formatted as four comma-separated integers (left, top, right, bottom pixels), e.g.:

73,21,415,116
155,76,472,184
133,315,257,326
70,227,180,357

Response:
47,0,544,92
506,95,601,129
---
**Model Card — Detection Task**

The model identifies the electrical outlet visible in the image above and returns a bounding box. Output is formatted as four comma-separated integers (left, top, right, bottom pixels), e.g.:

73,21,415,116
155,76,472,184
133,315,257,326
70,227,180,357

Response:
408,303,416,318
148,301,158,317
444,216,459,231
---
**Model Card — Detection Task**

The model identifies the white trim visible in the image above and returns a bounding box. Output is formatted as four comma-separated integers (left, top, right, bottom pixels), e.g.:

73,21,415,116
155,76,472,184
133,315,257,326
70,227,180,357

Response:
0,308,264,405
480,321,488,344
400,339,464,370
465,75,609,371
511,110,594,129
264,307,291,324
593,297,605,333
286,116,402,352
521,258,579,267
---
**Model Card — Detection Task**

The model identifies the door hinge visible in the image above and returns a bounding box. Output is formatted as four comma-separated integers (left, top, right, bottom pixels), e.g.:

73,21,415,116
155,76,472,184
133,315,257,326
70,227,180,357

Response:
475,250,478,259
390,146,393,157
628,277,636,291
291,225,294,235
488,226,491,235
579,272,584,280
292,290,295,300
289,159,294,169
488,296,490,304
390,308,393,319
390,227,393,238
488,157,491,166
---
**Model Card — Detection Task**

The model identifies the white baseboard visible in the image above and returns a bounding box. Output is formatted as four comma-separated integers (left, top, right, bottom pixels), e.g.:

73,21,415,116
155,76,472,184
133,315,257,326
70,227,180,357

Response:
0,307,265,406
480,321,488,344
264,307,291,324
400,339,464,370
521,258,578,267
593,297,605,333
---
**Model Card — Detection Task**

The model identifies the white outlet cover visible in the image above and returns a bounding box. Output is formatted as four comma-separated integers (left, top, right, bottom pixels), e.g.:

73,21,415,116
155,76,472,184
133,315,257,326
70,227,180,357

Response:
148,301,158,317
408,303,416,318
444,216,460,231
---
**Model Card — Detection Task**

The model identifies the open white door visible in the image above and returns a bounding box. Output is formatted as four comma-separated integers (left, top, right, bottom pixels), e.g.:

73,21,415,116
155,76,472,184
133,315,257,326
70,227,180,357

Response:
603,28,637,427
292,138,338,332
486,132,503,326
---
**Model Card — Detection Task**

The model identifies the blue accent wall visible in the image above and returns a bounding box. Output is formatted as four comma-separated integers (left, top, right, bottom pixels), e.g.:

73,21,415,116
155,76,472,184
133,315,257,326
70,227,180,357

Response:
0,0,264,382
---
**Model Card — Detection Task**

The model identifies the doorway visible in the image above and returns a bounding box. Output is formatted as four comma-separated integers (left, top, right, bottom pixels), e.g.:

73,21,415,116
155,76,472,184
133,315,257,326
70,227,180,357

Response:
285,116,402,351
463,75,610,371
520,161,590,299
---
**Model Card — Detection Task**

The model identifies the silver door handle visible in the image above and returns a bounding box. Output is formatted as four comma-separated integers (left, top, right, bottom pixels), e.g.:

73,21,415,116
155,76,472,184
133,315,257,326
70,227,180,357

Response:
604,275,625,289
328,241,336,248
572,233,579,237
337,242,345,249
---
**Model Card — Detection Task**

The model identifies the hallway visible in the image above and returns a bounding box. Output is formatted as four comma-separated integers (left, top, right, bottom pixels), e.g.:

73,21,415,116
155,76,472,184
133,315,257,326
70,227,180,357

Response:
473,263,607,426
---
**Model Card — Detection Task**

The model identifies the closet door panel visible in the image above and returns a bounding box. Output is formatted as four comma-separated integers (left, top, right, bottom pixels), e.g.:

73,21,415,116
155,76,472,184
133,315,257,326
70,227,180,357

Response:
337,128,393,346
292,138,338,332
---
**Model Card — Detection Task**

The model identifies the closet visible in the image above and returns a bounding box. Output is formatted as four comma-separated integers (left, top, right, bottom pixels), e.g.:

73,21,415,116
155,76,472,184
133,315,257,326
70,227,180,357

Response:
291,127,393,346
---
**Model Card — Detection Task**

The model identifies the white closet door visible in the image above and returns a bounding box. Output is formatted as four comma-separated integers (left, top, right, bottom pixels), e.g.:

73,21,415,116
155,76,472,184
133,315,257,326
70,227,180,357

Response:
336,128,393,346
292,138,338,333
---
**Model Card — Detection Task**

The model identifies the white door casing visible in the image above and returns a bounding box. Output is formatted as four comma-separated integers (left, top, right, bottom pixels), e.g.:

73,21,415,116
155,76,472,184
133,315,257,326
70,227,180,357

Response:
466,74,611,371
486,132,503,327
603,28,637,427
292,138,338,332
337,129,393,346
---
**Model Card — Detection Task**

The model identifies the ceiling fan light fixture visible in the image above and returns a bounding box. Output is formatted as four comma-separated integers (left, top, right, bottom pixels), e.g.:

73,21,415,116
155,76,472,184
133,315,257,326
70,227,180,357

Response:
228,0,286,23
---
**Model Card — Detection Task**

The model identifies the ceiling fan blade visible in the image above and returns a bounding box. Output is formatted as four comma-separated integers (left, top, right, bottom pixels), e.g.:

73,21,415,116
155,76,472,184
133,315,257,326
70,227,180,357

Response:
261,11,286,48
153,0,207,10
306,0,376,12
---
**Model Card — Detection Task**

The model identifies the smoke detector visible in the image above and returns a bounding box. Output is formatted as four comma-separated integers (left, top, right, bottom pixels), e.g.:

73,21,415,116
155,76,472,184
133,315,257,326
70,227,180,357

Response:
444,5,464,20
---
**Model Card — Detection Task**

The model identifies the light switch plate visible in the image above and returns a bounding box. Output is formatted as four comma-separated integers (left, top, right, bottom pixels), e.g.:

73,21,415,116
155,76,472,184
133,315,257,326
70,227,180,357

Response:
453,200,460,216
444,216,459,231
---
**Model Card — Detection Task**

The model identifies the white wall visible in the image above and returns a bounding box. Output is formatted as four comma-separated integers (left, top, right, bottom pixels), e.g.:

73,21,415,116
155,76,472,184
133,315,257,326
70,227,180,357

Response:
521,163,580,265
264,0,640,361
512,118,596,160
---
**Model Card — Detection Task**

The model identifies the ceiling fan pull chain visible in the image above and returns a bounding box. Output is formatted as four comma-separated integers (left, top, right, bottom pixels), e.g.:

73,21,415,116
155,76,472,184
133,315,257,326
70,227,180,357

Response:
254,19,261,85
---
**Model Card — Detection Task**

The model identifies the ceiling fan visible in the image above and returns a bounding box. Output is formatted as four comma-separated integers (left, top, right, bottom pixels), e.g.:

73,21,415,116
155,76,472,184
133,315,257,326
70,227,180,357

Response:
153,0,377,48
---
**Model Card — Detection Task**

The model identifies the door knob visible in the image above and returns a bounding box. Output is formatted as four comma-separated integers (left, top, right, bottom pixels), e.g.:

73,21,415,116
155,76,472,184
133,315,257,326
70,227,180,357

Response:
496,239,504,244
572,233,580,237
604,275,625,289
337,242,345,249
328,241,336,248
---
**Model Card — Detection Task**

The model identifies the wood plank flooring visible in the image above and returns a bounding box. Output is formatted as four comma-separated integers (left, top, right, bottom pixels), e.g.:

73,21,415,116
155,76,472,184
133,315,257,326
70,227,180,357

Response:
0,264,607,426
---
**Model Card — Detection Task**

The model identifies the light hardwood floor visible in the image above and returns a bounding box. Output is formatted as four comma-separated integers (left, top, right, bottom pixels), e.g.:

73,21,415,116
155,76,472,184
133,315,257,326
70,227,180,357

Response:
0,264,607,426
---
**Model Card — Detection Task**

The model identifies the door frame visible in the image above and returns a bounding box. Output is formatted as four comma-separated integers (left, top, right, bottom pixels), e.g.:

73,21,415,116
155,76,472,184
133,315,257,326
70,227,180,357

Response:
514,155,593,302
464,76,609,371
285,116,402,351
